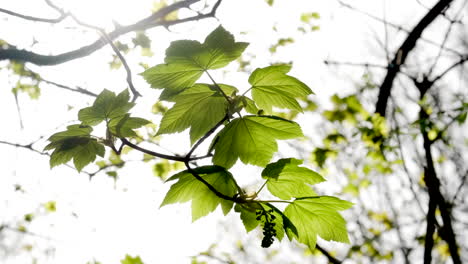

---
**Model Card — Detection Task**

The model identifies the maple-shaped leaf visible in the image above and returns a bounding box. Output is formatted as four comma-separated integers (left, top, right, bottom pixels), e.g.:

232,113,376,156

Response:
44,125,105,171
249,65,313,113
141,26,248,100
160,166,238,221
262,158,325,199
78,89,135,125
235,203,297,242
284,196,353,249
212,116,303,168
108,114,150,137
157,83,237,144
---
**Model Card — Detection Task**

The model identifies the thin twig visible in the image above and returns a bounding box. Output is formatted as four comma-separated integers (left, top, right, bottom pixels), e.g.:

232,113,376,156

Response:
0,0,220,65
205,70,231,103
186,114,228,158
40,77,98,97
120,138,185,162
0,7,67,23
375,0,455,117
316,244,342,264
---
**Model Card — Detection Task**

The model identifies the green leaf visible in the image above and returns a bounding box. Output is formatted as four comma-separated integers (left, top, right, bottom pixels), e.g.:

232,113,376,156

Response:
157,84,236,144
120,255,144,264
249,65,313,113
45,125,105,171
45,125,92,147
161,166,238,221
265,203,298,238
235,203,297,242
44,201,56,212
141,26,248,100
262,158,325,199
212,116,303,168
141,63,204,100
235,204,262,232
78,89,135,125
284,196,353,249
108,114,151,137
239,96,259,114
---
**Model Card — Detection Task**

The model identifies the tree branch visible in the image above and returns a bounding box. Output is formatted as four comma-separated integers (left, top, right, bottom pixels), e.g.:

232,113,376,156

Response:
0,0,221,66
417,82,461,264
0,7,68,23
316,244,342,264
374,0,454,117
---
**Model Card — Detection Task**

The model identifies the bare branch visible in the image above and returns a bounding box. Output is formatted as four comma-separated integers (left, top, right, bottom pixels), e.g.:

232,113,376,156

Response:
0,0,222,66
0,7,68,23
375,0,454,117
316,244,343,264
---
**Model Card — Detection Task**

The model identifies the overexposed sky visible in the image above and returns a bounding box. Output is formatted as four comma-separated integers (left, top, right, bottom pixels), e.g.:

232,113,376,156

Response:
0,0,455,263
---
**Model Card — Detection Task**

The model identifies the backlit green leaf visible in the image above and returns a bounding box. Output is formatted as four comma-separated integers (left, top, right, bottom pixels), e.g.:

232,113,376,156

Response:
141,63,204,100
108,114,150,137
78,89,135,125
157,84,236,144
235,203,297,242
262,158,325,199
212,116,303,168
141,26,248,100
284,196,353,249
45,125,105,171
161,166,238,221
249,65,312,113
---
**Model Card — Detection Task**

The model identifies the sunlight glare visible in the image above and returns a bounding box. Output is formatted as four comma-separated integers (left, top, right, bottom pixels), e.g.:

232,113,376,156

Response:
60,0,152,28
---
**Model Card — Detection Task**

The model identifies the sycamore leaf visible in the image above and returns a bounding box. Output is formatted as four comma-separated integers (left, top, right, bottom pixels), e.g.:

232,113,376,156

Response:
140,63,204,100
78,89,135,125
157,84,236,144
141,26,248,100
212,116,303,168
45,125,105,171
240,96,259,114
249,65,313,113
235,203,297,242
235,204,262,232
262,158,325,199
284,196,353,249
108,114,151,137
160,166,238,221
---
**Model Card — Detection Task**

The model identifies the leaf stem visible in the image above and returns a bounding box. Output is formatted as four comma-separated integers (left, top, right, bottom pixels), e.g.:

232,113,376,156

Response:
241,87,253,97
120,138,185,162
184,161,242,203
205,70,231,103
256,180,268,195
257,200,293,204
186,114,228,158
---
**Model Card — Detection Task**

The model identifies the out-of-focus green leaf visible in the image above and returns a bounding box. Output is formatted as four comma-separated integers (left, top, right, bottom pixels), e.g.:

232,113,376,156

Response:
120,254,144,264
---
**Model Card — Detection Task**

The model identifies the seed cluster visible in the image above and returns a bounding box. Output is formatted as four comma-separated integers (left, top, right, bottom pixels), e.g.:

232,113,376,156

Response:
256,208,277,248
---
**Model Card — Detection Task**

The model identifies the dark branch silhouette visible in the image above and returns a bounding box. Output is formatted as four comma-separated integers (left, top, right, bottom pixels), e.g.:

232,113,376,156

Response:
374,0,454,117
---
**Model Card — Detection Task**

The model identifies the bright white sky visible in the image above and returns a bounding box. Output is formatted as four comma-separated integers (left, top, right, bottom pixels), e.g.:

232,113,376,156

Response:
0,0,437,263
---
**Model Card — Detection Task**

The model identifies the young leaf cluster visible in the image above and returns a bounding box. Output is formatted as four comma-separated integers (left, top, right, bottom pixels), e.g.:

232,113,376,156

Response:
45,25,352,251
45,89,149,171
